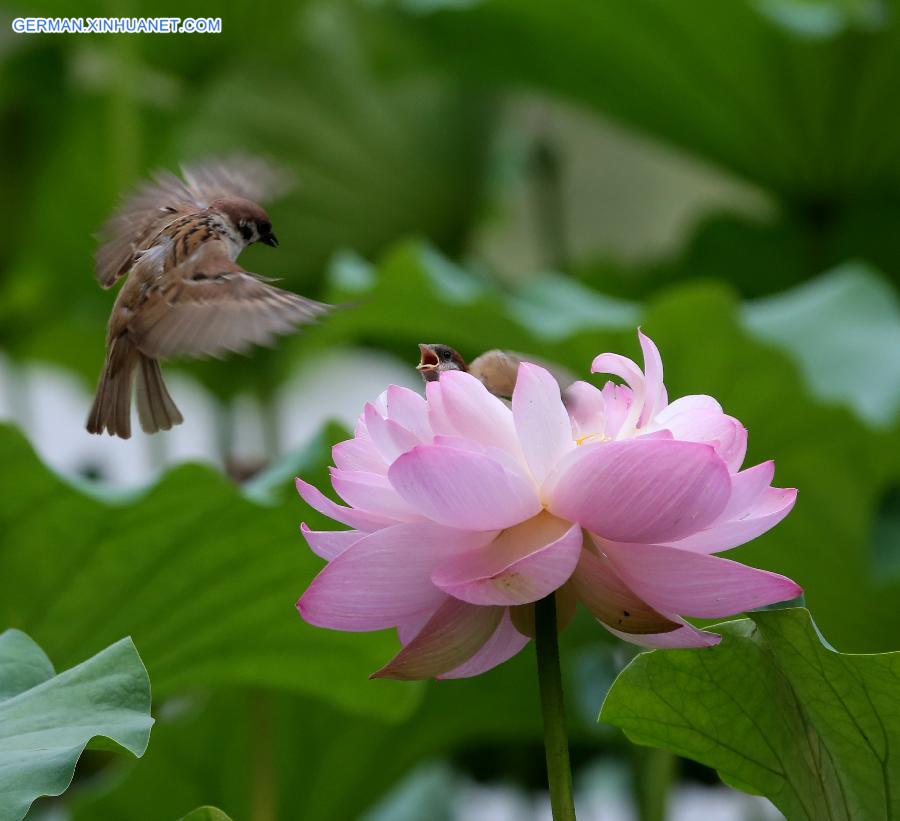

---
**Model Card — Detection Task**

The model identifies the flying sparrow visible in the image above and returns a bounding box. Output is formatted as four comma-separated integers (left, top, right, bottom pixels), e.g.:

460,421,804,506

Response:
87,156,330,439
417,343,574,398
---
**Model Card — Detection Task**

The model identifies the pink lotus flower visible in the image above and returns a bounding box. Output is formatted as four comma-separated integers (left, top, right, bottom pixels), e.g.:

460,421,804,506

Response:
296,331,800,680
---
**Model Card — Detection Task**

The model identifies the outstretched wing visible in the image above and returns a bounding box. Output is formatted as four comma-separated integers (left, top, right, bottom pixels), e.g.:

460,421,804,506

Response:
179,155,291,207
128,249,328,360
94,155,290,289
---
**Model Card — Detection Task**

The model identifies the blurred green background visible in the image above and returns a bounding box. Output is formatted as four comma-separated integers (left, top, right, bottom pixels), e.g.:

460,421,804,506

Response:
1,0,899,818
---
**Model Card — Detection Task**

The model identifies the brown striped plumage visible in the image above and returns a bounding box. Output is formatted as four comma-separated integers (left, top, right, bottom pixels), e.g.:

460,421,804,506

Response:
87,157,330,439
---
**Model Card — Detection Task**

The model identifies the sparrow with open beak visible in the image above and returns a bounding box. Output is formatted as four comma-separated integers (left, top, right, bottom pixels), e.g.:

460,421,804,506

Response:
417,343,574,398
87,156,330,439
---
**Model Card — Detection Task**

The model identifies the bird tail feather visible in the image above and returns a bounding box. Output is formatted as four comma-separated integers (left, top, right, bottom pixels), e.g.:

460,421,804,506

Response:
86,336,182,438
135,354,183,434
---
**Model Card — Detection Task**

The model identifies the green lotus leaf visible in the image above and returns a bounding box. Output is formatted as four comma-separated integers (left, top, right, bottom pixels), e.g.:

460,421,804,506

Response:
601,608,900,820
0,630,153,821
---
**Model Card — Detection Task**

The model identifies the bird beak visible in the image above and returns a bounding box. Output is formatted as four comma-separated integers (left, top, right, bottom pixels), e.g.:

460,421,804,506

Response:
260,233,278,247
417,344,438,372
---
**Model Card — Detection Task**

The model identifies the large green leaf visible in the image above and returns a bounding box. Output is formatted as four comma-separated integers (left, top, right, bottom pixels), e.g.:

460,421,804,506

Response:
0,630,152,821
71,619,620,821
601,608,900,820
743,261,900,428
0,423,420,722
397,0,900,197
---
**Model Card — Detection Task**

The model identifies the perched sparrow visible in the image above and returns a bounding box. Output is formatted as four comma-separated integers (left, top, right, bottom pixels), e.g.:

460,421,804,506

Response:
417,343,574,398
87,157,330,439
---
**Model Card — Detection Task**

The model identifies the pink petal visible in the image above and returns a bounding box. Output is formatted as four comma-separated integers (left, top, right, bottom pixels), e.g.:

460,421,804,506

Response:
571,545,679,634
295,477,396,532
298,523,494,631
431,435,526,477
363,403,420,463
385,385,432,442
655,395,722,419
512,363,575,485
591,352,644,392
546,439,731,544
637,331,667,426
635,429,674,441
388,445,541,531
564,381,605,440
332,438,387,475
373,389,389,414
353,389,388,438
300,523,362,560
666,485,798,553
425,380,454,437
719,461,775,521
436,370,523,460
592,350,644,434
439,610,530,679
653,408,747,472
600,382,633,439
712,419,748,473
330,469,422,522
432,514,582,606
602,616,721,649
601,539,803,618
396,606,443,645
371,598,504,680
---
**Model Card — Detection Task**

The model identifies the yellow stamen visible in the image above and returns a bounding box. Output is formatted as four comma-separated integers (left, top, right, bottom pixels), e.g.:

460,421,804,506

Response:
575,432,610,446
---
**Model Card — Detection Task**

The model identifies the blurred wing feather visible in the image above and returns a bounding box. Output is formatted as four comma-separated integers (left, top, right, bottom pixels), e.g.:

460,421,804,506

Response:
95,169,199,288
129,253,328,360
179,155,292,207
95,155,291,288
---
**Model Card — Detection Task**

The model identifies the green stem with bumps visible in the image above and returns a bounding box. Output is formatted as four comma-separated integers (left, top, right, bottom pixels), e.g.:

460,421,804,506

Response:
535,592,577,821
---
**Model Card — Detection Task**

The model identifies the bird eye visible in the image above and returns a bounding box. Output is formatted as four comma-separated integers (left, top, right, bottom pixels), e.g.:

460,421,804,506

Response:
238,220,253,241
441,350,452,362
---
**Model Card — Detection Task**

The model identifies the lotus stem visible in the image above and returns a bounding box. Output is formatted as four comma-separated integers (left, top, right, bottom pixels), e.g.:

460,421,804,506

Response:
535,592,576,821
